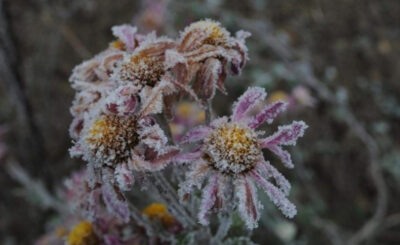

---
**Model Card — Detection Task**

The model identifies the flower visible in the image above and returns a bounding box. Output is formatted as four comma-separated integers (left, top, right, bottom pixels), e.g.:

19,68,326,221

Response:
177,87,308,229
70,85,179,222
171,19,251,102
66,221,98,245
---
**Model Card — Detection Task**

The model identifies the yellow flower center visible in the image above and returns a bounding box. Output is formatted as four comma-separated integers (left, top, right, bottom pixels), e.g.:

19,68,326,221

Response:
119,52,164,86
85,115,138,165
204,123,261,174
142,203,175,226
190,20,229,46
67,221,98,245
109,39,125,50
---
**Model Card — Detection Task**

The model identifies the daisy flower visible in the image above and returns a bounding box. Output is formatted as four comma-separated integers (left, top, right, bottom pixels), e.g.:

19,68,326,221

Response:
177,87,308,229
70,85,179,222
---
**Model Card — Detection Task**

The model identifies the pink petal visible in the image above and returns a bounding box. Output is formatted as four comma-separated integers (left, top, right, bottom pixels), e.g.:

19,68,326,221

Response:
248,101,288,129
235,176,261,229
180,126,211,143
174,150,203,164
138,122,168,153
251,171,297,218
149,146,180,169
178,160,210,201
105,85,139,115
266,145,293,168
101,183,130,223
115,163,135,191
198,174,219,225
255,161,291,196
129,151,166,172
111,24,138,51
232,87,266,121
260,121,308,147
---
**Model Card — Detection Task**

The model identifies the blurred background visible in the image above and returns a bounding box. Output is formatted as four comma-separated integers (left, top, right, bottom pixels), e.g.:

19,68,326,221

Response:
1,0,400,244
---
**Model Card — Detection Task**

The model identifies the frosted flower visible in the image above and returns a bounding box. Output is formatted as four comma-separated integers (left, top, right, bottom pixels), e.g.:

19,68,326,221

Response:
177,87,308,229
71,83,178,165
114,37,175,86
171,19,251,102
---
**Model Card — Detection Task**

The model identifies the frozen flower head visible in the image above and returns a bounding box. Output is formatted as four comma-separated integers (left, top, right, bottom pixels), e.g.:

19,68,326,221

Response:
180,19,230,48
69,84,179,222
178,87,308,229
115,38,175,86
84,114,139,166
172,19,251,102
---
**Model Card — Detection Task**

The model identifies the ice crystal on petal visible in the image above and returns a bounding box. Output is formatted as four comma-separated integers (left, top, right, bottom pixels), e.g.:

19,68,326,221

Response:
235,177,262,229
114,163,135,191
261,121,308,147
111,24,139,52
101,182,130,223
251,171,297,218
248,101,288,128
232,87,266,121
180,125,212,143
198,175,219,225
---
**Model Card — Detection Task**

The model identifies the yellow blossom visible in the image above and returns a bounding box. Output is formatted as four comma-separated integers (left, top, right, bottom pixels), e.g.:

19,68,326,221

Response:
67,221,98,245
142,203,175,226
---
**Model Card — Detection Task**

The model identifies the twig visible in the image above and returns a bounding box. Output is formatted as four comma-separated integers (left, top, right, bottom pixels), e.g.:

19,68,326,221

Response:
5,160,65,213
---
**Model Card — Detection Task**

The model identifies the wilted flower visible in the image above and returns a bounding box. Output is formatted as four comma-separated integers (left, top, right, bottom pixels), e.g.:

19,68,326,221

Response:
177,87,307,229
171,19,251,102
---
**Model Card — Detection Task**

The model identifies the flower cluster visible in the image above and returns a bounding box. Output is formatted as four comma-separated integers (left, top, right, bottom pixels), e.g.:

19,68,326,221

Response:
66,19,307,242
